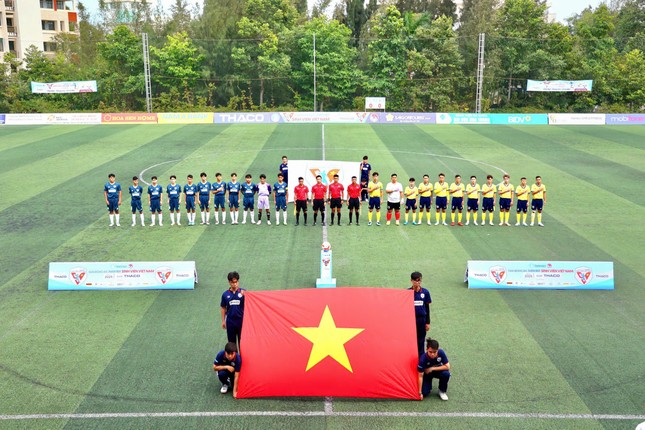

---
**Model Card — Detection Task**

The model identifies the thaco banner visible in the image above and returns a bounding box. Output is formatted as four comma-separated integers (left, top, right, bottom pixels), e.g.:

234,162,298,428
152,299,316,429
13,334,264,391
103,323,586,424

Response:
214,112,281,124
605,114,645,125
288,160,360,202
31,80,98,94
158,112,214,124
236,288,418,399
526,80,593,92
48,261,196,290
467,261,614,290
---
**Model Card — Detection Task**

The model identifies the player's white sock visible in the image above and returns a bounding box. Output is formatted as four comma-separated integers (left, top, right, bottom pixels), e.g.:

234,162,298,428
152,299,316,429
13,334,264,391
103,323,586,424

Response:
115,214,120,225
214,212,219,223
222,211,226,223
243,211,248,223
250,212,255,223
140,214,145,225
159,214,163,225
151,214,156,225
132,214,136,224
275,211,279,224
235,211,239,223
170,213,175,224
109,214,114,225
200,212,205,223
176,213,181,224
283,211,287,224
206,212,210,223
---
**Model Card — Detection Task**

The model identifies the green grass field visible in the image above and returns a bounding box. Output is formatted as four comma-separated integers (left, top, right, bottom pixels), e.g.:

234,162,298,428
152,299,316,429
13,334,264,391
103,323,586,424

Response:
0,123,643,430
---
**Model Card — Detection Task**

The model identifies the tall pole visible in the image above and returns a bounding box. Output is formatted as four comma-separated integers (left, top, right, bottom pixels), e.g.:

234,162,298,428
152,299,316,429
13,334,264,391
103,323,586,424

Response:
313,32,317,112
142,33,152,113
475,33,485,114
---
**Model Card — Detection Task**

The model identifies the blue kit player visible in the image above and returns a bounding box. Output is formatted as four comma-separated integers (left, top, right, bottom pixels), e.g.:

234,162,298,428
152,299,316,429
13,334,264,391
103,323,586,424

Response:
148,176,163,227
418,338,451,401
104,173,122,227
167,175,182,226
211,172,227,225
241,174,257,225
273,173,288,225
227,173,241,225
408,271,431,358
184,174,197,226
198,172,211,225
279,155,289,185
213,342,242,397
360,155,371,201
220,271,245,346
129,176,145,226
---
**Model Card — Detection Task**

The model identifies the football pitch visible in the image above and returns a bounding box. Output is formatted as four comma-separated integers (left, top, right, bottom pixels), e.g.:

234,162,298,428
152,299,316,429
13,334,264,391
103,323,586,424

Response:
0,123,643,430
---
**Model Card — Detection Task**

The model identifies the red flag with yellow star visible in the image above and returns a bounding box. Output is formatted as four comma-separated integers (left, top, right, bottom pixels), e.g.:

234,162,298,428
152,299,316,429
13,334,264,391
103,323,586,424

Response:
236,288,419,399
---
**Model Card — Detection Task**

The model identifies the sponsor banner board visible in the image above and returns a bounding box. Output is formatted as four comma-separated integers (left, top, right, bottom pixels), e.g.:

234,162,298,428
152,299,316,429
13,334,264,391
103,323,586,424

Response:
48,261,196,291
0,114,5,125
157,112,214,124
605,114,645,125
365,112,436,124
279,112,369,124
101,113,158,124
365,97,386,110
214,112,281,124
288,160,360,203
4,113,102,125
467,261,614,290
31,80,98,94
548,113,605,125
437,113,548,125
526,80,593,92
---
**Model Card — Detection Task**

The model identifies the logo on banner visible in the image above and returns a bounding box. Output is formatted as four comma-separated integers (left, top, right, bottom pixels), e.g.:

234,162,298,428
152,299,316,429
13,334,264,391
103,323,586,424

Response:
575,267,593,285
156,267,173,284
489,266,507,284
309,168,341,185
69,268,87,285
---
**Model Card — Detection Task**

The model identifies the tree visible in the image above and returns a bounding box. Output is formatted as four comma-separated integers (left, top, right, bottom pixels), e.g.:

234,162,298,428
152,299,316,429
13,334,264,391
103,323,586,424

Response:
615,0,645,52
617,49,645,110
291,17,362,110
164,0,193,35
152,32,204,102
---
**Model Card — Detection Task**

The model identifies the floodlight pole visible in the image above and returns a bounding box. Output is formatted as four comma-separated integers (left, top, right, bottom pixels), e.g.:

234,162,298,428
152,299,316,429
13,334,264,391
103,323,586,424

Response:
475,33,485,114
142,33,152,113
313,32,317,112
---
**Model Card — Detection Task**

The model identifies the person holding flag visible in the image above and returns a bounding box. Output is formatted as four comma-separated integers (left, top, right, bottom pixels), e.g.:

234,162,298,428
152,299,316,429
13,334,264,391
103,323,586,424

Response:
213,342,242,397
418,338,451,401
220,271,245,347
408,271,431,358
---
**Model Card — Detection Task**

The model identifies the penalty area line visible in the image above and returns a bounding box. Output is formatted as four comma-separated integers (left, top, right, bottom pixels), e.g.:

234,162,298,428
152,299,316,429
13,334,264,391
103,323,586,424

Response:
0,411,642,421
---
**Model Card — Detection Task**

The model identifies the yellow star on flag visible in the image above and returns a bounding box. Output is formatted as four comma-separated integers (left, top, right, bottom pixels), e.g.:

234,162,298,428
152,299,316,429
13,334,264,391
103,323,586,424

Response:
292,305,364,373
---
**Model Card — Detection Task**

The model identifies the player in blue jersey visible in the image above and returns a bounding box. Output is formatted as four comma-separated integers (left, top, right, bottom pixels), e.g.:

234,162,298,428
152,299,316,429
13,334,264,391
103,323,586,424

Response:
279,155,289,185
197,172,211,225
167,175,182,226
256,174,272,225
211,172,227,225
273,173,288,225
408,271,432,358
241,174,257,225
360,155,371,201
220,271,245,347
104,173,122,227
213,342,242,397
147,176,163,226
184,174,197,226
418,338,451,401
129,176,145,226
227,173,241,225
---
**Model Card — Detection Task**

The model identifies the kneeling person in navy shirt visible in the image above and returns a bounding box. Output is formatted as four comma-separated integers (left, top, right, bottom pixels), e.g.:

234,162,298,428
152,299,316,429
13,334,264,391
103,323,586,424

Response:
213,342,242,397
418,338,451,401
220,271,245,347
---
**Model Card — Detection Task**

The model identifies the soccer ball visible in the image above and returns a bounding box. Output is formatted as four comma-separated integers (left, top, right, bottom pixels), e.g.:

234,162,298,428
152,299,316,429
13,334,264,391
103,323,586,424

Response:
321,241,331,251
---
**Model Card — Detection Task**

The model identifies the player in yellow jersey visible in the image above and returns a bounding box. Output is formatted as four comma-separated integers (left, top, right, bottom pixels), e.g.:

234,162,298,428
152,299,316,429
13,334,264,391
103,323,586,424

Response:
497,174,514,226
404,178,419,225
418,174,433,225
515,177,530,226
465,175,481,226
481,175,496,226
449,175,465,226
434,173,449,226
367,172,383,226
530,175,547,226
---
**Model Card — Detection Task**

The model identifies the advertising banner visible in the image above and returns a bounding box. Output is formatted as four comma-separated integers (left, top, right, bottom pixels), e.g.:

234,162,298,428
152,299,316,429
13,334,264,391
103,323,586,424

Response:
158,112,214,124
31,80,98,94
288,159,360,203
467,261,614,290
48,261,196,291
101,113,158,124
436,113,548,125
279,112,369,124
365,112,436,124
548,114,606,125
605,114,645,125
0,114,5,125
526,80,593,92
4,113,102,125
214,112,281,124
365,97,386,110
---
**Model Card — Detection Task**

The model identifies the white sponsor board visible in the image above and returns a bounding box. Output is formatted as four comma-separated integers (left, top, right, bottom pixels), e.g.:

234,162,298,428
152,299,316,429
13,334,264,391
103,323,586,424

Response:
526,80,593,92
31,80,98,94
280,112,369,123
548,114,606,125
288,160,360,203
365,97,386,110
4,113,102,125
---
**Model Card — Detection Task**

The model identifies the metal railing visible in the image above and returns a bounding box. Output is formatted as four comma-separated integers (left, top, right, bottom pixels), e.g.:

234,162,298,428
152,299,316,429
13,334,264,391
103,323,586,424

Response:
4,0,14,10
7,26,17,37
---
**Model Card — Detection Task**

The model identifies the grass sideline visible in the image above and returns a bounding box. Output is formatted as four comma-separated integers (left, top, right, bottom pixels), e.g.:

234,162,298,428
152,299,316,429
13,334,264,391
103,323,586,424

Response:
0,124,643,430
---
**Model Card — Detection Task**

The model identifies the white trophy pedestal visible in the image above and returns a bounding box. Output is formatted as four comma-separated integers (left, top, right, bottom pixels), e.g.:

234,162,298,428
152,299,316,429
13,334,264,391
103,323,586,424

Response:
316,249,336,288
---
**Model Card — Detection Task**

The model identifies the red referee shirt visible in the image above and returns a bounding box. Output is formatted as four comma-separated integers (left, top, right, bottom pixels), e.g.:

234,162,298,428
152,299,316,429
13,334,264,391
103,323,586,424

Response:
311,183,327,200
328,182,344,199
294,184,309,201
347,183,362,199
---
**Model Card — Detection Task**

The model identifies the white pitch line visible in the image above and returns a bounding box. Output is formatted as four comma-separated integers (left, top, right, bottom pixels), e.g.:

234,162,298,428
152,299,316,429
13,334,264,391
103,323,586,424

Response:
138,159,182,186
324,397,333,414
0,411,642,421
321,124,329,243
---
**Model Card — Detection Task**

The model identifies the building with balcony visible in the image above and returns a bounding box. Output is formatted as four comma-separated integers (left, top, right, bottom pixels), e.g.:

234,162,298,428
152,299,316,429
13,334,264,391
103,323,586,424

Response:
0,0,79,63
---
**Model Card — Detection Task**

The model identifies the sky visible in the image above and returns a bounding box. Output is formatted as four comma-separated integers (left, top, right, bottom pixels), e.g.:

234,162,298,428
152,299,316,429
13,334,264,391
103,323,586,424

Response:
79,0,608,24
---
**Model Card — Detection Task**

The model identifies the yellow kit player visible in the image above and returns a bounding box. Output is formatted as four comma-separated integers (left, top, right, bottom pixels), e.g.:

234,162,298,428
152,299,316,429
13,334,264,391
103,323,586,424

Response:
449,175,465,226
515,177,530,226
434,173,449,226
404,178,419,225
465,176,481,226
530,176,547,226
497,174,514,226
367,172,383,226
481,175,496,226
418,175,433,225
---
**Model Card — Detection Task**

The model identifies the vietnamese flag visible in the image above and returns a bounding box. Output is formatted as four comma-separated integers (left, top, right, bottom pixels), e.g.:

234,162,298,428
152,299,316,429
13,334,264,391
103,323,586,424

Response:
236,288,419,399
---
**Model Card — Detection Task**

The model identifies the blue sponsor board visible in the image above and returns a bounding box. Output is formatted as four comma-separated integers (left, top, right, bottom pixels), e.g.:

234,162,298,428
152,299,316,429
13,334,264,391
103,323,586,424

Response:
605,114,645,125
467,260,614,290
48,261,196,290
0,114,5,125
437,113,548,125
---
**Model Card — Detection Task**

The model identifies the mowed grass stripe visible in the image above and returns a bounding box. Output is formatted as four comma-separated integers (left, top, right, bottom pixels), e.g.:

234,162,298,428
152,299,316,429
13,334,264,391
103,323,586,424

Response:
0,126,128,175
559,125,645,152
0,125,96,152
68,125,326,414
468,126,643,207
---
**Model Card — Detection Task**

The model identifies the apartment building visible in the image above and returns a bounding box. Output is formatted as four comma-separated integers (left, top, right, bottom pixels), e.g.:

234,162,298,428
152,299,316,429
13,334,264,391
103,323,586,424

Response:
0,0,79,62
